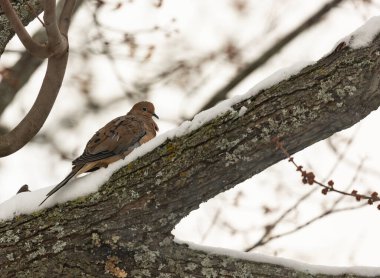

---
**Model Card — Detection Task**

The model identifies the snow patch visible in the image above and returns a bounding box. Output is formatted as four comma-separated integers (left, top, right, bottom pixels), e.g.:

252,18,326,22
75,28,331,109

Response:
238,106,248,117
174,238,380,276
245,61,310,96
333,16,380,51
348,16,380,49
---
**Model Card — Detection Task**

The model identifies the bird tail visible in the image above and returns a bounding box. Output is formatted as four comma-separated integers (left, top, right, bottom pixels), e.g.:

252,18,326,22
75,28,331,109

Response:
39,166,82,206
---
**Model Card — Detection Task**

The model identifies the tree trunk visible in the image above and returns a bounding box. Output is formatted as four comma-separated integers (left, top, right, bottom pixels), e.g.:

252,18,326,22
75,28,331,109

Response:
1,34,379,277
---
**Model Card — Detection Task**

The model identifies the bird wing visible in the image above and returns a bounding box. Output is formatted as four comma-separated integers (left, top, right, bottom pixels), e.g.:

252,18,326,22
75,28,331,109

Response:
73,115,146,166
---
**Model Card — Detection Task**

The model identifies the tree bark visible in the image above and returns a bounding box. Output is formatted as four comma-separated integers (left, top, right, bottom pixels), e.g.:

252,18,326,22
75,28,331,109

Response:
0,0,43,55
1,33,379,277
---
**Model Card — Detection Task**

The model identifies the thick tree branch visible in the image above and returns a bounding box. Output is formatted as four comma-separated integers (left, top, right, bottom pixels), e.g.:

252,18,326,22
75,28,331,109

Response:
1,33,379,276
0,54,69,156
0,48,44,117
199,0,346,112
0,0,76,157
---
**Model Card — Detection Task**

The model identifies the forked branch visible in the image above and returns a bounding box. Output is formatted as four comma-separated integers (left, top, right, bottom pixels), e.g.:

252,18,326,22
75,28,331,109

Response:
0,0,76,157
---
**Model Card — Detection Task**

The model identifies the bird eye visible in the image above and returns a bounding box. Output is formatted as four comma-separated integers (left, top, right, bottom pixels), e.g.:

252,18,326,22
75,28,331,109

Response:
143,107,147,111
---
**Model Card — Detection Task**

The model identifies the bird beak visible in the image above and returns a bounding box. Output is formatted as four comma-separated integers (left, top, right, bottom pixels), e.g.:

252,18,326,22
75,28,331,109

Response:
152,113,159,119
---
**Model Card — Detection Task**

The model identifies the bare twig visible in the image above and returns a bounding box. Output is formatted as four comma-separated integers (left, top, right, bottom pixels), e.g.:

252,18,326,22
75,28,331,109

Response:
250,203,366,251
26,2,45,27
201,209,222,242
273,138,380,207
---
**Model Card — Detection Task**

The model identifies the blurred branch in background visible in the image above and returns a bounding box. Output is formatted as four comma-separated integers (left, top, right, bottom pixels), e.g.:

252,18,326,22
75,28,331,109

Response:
198,0,346,112
246,203,366,252
113,0,353,119
327,134,380,179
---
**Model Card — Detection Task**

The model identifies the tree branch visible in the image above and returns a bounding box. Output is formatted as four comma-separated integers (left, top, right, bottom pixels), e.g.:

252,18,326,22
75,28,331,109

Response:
0,0,76,157
1,31,379,277
58,0,76,35
0,0,43,54
0,54,69,156
0,0,48,58
199,0,346,112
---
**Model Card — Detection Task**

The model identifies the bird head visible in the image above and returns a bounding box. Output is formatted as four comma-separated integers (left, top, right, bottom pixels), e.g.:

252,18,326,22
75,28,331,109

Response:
129,101,159,119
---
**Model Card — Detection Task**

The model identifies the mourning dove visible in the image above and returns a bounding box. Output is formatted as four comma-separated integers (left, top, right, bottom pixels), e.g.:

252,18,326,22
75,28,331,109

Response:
39,101,159,206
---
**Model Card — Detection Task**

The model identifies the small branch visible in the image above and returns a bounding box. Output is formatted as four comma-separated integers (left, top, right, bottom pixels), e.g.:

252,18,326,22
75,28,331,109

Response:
273,138,380,208
0,54,69,157
200,209,221,242
252,204,366,250
58,0,76,35
244,187,318,252
26,2,45,27
0,0,48,58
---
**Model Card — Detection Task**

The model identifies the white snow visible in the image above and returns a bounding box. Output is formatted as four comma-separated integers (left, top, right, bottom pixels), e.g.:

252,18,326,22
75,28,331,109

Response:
174,238,380,276
333,16,380,50
238,106,247,117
